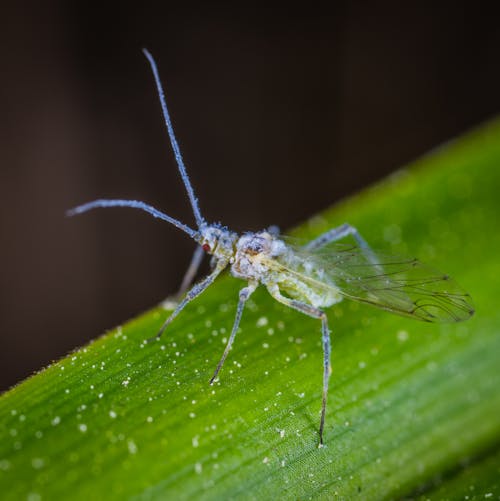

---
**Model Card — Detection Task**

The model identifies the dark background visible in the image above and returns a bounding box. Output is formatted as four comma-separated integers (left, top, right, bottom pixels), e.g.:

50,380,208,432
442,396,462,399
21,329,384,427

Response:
1,3,499,392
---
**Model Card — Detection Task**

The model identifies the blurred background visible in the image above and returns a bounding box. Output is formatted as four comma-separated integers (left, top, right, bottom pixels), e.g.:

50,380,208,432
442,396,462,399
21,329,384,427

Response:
1,2,499,391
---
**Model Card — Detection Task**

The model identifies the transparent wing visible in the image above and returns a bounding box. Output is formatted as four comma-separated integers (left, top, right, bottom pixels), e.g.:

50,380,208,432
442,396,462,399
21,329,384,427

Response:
278,240,474,323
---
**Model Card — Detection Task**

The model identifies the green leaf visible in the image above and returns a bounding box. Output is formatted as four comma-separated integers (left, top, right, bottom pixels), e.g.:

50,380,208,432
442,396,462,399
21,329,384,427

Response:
1,119,500,500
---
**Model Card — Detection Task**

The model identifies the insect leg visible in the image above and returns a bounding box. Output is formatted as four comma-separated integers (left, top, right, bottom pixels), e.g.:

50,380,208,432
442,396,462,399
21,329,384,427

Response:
177,245,205,297
304,223,369,250
305,223,379,267
148,260,228,342
209,281,258,384
266,283,331,445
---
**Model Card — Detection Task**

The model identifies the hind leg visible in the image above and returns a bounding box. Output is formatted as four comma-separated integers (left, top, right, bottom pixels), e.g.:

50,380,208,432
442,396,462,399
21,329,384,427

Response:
266,283,332,445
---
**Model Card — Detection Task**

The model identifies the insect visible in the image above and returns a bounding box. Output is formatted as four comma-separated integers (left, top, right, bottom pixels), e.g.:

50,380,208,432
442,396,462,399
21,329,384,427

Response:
68,49,474,445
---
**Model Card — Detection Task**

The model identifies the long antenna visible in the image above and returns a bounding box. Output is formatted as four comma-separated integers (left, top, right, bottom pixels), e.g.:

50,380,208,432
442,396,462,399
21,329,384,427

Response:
142,48,205,228
67,199,197,238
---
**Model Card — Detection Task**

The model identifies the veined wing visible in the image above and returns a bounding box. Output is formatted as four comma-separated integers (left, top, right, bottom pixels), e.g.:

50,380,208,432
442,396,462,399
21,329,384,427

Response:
277,241,474,323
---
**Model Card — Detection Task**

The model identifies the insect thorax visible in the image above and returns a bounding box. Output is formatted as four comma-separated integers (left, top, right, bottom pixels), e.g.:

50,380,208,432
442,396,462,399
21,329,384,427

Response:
231,231,342,308
231,231,285,282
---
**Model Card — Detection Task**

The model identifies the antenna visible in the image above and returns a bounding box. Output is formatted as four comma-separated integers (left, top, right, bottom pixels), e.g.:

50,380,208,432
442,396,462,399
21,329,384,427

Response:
67,199,197,238
142,48,205,228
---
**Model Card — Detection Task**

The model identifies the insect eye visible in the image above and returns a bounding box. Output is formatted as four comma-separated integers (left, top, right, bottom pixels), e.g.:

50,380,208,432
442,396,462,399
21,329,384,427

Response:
202,243,211,252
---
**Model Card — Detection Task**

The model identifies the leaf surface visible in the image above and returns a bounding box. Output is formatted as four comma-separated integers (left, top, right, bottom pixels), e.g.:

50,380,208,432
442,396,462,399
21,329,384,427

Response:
1,120,500,500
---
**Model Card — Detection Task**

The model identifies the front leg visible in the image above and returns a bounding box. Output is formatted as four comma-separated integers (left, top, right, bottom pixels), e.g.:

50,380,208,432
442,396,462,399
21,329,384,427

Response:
209,281,258,384
148,259,228,342
266,283,331,446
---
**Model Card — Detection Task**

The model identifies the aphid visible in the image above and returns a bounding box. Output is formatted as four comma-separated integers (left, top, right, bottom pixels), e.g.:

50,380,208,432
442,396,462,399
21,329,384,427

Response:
68,49,474,445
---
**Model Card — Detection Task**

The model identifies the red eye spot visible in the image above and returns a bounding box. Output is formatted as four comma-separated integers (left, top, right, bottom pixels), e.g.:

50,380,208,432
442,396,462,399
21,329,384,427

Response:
202,243,211,252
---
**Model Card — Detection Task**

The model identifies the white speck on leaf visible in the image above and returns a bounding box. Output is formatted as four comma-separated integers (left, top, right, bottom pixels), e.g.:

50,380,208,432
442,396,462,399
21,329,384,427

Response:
397,329,409,342
31,458,45,469
256,316,268,327
427,361,438,372
162,298,178,311
0,460,11,471
127,439,138,454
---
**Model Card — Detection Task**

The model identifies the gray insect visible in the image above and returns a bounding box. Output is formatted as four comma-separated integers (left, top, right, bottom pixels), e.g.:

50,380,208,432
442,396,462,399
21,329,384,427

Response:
68,49,474,445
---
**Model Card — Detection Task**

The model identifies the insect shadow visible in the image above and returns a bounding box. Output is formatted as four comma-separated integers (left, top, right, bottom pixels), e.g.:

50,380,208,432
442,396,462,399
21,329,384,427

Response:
68,49,474,446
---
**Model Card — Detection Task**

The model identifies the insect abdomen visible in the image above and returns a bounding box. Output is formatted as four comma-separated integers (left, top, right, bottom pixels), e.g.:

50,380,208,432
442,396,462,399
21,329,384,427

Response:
277,254,343,308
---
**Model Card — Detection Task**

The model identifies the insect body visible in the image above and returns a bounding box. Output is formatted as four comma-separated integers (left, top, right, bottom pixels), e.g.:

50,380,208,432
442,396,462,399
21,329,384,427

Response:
68,49,474,445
